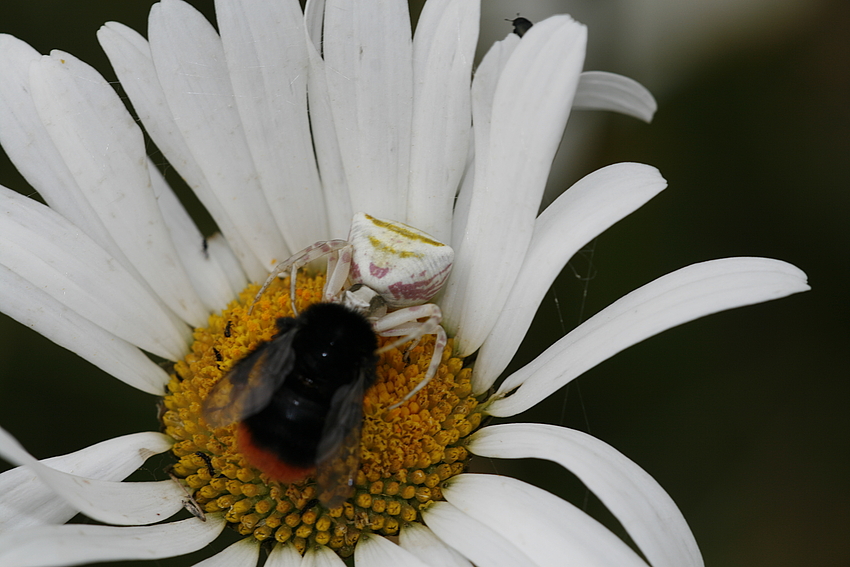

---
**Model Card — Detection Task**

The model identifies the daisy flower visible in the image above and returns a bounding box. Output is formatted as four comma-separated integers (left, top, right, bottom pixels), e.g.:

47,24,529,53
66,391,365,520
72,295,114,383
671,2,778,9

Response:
0,0,808,566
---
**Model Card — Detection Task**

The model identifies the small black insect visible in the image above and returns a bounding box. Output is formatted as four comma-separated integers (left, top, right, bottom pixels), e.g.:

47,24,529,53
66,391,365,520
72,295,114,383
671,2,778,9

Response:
224,320,233,338
194,451,214,475
212,347,223,362
508,16,533,38
203,302,378,507
202,237,209,259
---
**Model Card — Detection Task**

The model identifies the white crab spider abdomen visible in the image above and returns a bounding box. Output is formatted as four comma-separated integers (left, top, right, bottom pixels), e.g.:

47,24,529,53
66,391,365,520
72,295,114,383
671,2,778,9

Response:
346,213,453,309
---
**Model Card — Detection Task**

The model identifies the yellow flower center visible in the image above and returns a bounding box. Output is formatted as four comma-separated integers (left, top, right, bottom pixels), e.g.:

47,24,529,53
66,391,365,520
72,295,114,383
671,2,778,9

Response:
161,274,482,557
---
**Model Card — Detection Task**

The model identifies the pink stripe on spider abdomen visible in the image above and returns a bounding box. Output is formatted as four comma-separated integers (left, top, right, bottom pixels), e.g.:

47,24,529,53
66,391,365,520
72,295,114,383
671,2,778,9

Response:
368,264,390,279
385,264,453,305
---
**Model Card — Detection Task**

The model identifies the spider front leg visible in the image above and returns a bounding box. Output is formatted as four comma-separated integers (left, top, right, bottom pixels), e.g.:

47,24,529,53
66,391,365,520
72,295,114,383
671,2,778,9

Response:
373,304,447,409
323,244,354,303
250,239,349,315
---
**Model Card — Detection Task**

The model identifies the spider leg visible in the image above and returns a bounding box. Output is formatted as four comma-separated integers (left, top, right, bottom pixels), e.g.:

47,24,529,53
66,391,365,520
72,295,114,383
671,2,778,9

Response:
372,304,446,409
250,240,348,315
374,321,421,360
385,325,447,410
323,244,353,302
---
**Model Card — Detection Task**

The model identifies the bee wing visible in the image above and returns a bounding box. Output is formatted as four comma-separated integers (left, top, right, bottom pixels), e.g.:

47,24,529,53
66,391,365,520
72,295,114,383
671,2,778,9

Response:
202,324,299,428
313,369,372,507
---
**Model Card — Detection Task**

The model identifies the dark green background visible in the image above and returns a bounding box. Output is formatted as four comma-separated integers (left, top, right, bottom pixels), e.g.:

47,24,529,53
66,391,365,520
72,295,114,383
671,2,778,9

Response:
1,1,847,566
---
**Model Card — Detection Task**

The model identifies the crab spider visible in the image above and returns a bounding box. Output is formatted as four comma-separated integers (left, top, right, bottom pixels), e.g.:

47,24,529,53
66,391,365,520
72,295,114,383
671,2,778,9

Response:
252,213,454,409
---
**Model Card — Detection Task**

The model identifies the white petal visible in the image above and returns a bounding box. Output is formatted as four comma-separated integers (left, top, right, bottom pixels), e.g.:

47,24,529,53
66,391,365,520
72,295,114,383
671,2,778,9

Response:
468,424,704,567
468,32,519,171
355,534,432,567
215,0,328,251
0,426,185,526
302,544,346,567
574,71,657,123
0,186,190,361
191,537,259,567
0,432,172,530
149,162,239,311
422,501,536,567
405,0,479,242
443,474,649,567
442,16,587,356
148,0,288,271
97,21,267,281
488,258,810,416
322,0,413,220
0,515,225,567
473,163,667,393
29,50,208,327
304,0,324,53
0,35,128,265
449,33,518,253
206,232,249,294
449,126,475,248
303,0,351,239
266,543,303,567
399,522,473,567
0,265,170,395
7,432,171,478
0,33,201,328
